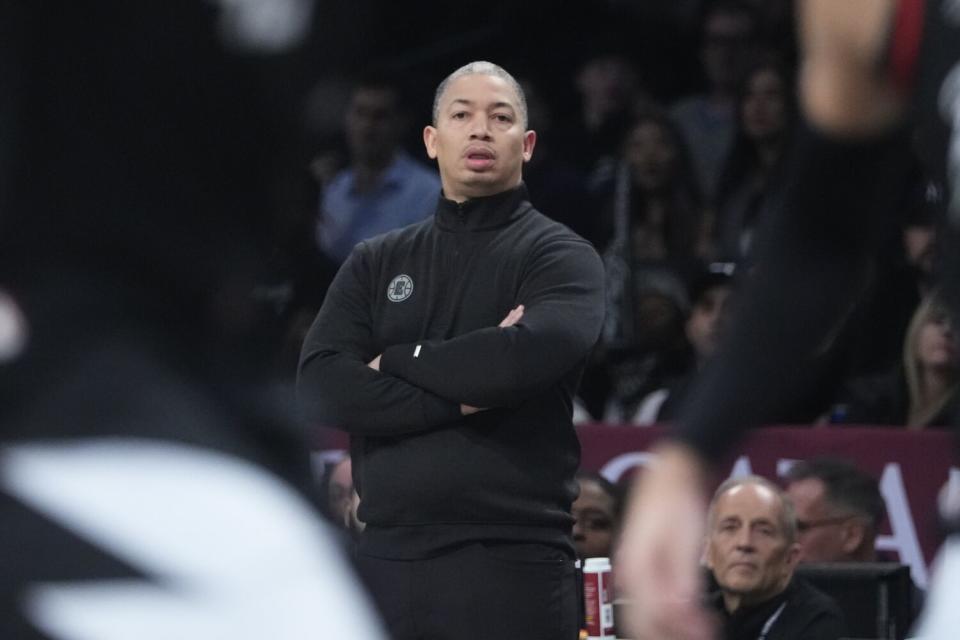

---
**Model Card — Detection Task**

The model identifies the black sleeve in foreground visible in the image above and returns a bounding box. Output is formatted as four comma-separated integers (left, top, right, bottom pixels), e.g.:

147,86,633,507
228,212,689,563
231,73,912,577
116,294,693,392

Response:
297,244,461,436
379,237,605,408
671,121,914,461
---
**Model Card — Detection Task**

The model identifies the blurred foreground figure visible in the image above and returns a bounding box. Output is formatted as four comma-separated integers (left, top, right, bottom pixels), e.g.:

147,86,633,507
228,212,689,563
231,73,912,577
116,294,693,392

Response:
0,2,383,638
617,1,960,638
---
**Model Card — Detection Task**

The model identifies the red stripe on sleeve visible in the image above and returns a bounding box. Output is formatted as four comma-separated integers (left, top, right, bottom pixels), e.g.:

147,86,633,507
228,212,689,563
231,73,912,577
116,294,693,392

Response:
889,0,927,94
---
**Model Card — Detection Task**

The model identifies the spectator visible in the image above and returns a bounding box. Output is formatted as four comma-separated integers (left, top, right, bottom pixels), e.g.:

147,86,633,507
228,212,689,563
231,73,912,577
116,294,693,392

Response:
831,291,960,428
599,109,708,263
705,476,846,640
520,78,595,243
557,51,648,192
633,262,736,424
316,74,440,265
600,271,691,423
600,109,706,351
714,59,796,264
572,472,623,561
784,457,924,625
587,109,707,422
671,0,762,199
783,458,885,563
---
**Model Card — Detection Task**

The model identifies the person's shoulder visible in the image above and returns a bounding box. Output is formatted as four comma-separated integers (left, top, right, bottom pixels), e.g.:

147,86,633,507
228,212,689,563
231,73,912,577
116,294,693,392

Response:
523,204,596,248
786,576,847,633
323,168,355,199
791,576,843,611
393,152,440,185
356,214,436,255
669,94,708,119
523,209,602,272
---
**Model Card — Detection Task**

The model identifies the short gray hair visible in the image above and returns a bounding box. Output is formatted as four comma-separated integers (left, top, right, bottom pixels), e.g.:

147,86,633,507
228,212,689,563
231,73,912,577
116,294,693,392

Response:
708,475,798,544
431,61,528,127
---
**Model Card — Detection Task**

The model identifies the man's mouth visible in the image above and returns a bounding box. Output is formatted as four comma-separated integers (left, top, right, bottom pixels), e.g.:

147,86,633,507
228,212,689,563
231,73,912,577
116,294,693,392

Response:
465,148,495,170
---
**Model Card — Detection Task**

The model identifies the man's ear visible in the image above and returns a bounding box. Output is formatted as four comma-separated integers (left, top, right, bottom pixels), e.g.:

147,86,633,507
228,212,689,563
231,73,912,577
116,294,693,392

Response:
522,129,536,162
841,520,867,555
702,537,714,570
785,542,802,572
423,125,438,160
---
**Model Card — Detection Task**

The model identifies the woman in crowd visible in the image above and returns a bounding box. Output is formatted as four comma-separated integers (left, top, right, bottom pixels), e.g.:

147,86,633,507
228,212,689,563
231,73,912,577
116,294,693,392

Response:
713,59,796,263
832,292,960,428
584,108,709,421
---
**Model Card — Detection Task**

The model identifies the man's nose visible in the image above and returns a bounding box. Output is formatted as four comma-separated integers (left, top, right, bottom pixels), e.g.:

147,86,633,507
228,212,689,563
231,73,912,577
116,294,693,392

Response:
469,115,492,139
572,518,584,539
733,528,755,550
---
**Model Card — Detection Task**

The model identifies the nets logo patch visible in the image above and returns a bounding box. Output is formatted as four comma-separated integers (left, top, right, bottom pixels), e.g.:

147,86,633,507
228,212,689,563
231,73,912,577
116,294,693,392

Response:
386,274,414,302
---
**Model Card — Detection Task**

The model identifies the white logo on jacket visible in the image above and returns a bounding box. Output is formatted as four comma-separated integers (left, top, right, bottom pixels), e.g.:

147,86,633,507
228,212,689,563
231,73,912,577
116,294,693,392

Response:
386,275,414,302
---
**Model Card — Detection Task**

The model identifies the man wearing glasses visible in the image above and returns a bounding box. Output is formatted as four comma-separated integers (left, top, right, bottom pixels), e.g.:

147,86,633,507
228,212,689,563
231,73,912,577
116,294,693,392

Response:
783,457,885,563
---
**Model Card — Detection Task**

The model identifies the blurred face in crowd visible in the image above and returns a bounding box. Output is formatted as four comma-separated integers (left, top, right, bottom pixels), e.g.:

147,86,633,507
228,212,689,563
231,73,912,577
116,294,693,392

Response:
572,477,617,560
742,68,788,143
786,477,865,562
701,10,756,93
916,305,957,371
903,223,936,276
625,119,678,193
706,482,800,611
424,73,535,202
634,291,686,350
576,54,639,117
686,283,732,361
346,87,402,167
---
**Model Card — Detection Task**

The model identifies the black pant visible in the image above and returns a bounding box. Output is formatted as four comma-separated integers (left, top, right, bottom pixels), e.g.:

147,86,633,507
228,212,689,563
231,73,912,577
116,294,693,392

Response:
355,542,579,640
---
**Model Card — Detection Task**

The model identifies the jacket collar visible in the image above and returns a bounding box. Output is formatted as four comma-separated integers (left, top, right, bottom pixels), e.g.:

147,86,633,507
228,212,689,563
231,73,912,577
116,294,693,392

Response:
434,183,530,232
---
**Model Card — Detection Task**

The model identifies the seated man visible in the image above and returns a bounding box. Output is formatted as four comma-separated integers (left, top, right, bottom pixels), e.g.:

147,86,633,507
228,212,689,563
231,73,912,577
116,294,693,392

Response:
705,476,846,640
785,457,923,627
784,457,885,563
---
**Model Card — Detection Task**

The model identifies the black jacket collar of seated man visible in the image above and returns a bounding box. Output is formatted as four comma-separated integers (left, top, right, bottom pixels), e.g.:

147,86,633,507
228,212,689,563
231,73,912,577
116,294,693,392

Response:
709,578,791,640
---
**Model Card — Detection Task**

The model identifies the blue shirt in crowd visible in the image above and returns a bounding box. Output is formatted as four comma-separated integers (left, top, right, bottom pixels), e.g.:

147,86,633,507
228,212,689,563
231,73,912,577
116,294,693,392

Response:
317,151,440,263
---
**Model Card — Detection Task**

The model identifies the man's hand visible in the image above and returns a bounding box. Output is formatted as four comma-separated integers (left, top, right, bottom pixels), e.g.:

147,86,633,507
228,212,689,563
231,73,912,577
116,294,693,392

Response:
799,0,903,136
498,304,524,328
615,442,716,640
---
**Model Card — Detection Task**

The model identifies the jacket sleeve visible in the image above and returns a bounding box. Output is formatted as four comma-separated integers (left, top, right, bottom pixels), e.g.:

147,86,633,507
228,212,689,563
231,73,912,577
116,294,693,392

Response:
378,236,605,408
297,243,462,435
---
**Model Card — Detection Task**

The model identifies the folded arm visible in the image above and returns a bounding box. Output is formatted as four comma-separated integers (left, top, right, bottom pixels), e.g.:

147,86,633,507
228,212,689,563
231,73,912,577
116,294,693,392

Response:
297,245,461,436
378,238,605,408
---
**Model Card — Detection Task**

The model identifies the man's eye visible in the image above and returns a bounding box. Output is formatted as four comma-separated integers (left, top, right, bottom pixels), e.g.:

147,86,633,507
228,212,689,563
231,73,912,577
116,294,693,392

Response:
493,114,512,123
584,517,612,531
452,112,467,120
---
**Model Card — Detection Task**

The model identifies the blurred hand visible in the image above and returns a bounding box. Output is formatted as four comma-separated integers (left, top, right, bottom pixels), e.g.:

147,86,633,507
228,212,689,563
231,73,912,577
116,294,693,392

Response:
498,304,524,328
615,442,716,640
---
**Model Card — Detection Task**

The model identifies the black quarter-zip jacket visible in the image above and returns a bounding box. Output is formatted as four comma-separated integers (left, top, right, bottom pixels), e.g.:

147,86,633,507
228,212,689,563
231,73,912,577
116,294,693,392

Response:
298,184,605,557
